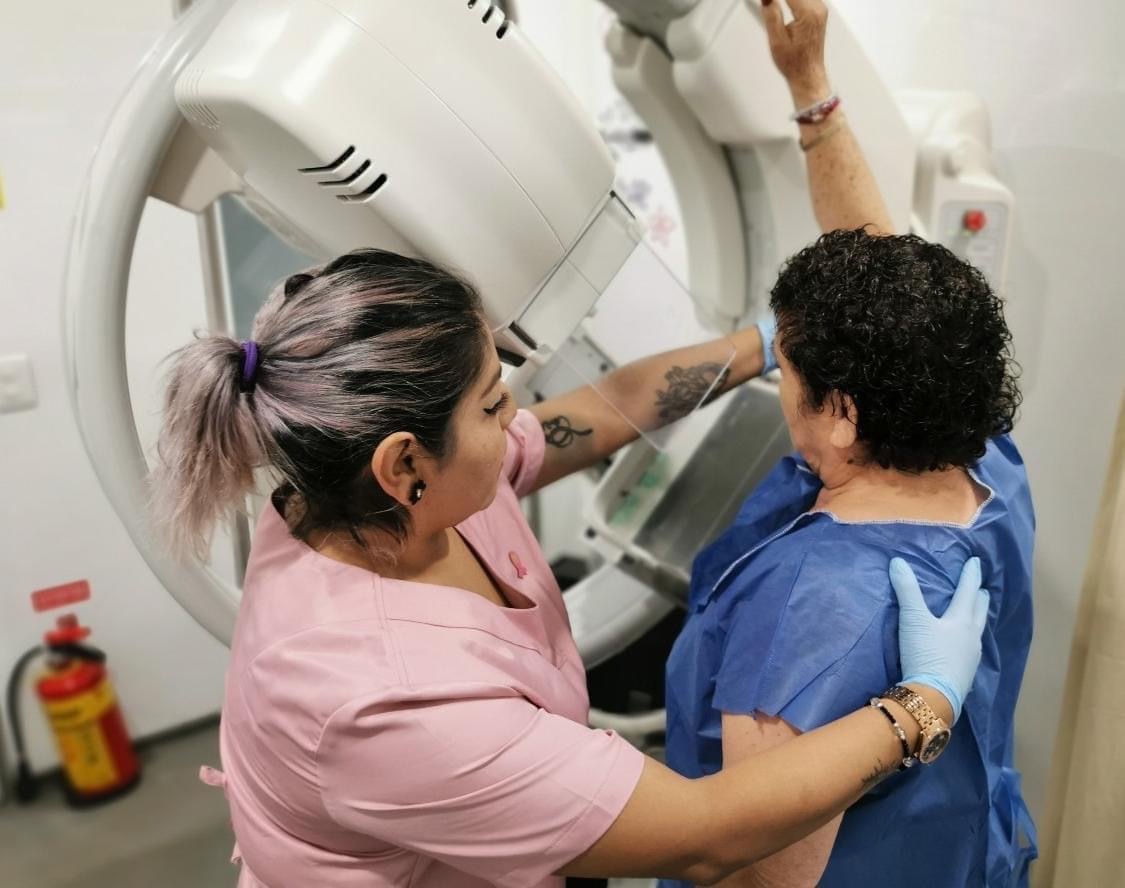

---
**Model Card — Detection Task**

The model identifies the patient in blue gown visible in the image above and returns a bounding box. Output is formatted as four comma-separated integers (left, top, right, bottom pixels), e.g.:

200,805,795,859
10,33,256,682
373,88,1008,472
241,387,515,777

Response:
662,230,1037,888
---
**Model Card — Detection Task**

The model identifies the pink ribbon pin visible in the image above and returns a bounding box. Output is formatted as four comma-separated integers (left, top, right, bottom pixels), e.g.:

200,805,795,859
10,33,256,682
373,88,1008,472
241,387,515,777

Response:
509,551,528,579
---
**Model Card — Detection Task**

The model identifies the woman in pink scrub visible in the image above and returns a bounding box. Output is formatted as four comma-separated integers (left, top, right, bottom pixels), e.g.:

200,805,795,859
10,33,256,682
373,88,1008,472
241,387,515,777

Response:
152,2,989,885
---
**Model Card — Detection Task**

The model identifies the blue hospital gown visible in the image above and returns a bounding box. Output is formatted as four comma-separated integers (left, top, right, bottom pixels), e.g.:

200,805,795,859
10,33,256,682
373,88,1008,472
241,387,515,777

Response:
661,435,1038,888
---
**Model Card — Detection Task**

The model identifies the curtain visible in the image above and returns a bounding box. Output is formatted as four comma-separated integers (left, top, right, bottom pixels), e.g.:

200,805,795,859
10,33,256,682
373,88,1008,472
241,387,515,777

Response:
1035,389,1125,886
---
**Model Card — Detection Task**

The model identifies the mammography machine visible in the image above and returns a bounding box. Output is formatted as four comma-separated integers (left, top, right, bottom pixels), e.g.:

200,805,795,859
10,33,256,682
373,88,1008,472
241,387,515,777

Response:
63,0,1014,735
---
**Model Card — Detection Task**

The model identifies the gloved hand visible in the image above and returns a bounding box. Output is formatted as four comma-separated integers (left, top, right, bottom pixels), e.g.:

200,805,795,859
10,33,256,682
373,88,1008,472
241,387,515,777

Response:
755,315,778,375
889,556,990,722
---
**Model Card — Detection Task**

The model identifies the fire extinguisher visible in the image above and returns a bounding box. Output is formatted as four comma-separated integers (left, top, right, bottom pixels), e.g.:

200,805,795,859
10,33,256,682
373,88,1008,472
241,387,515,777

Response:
5,614,141,806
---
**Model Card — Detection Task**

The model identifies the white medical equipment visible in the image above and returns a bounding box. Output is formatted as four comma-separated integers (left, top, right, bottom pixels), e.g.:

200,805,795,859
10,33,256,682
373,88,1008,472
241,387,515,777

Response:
63,0,1013,673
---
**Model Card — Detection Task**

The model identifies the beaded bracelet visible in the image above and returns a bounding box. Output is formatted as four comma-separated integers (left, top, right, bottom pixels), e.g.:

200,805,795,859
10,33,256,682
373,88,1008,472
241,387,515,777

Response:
791,93,841,125
869,697,916,770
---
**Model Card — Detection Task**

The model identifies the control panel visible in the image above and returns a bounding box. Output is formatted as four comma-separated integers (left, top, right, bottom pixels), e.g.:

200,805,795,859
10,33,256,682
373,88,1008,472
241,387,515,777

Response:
898,90,1015,293
937,200,1011,289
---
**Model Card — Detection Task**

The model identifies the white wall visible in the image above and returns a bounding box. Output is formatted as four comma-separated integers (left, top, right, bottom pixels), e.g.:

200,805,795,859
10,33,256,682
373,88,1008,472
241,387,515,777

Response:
0,1,228,775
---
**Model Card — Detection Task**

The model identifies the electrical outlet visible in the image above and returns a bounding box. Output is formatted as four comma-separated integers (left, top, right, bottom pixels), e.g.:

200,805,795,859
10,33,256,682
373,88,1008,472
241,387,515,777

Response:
0,354,38,414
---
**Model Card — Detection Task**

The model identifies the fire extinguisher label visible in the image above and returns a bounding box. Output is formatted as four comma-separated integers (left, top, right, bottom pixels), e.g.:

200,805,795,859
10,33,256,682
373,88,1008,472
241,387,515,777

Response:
42,679,121,792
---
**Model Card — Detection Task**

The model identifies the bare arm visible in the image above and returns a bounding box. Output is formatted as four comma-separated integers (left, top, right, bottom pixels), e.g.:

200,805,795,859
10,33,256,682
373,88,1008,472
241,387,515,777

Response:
761,0,894,235
527,324,765,491
713,714,841,888
527,1,887,491
559,685,945,884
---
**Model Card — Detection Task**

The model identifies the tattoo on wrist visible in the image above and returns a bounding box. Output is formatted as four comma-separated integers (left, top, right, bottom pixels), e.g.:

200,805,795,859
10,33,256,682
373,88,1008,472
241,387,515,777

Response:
860,761,896,793
542,415,593,449
655,363,730,423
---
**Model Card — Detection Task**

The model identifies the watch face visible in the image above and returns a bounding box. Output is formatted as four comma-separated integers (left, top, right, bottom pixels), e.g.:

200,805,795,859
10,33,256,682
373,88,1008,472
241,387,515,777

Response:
920,729,952,764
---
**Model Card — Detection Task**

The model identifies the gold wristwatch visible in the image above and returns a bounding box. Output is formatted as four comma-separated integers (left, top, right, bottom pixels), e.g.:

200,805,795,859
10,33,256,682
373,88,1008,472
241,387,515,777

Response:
881,685,952,764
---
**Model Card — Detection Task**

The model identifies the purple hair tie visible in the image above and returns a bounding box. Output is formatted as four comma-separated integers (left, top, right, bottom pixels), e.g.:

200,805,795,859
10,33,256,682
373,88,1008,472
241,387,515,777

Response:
239,341,260,393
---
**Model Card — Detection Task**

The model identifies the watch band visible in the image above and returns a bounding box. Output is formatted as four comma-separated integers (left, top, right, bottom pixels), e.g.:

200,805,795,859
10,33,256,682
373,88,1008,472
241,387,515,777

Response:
881,685,952,764
882,685,940,734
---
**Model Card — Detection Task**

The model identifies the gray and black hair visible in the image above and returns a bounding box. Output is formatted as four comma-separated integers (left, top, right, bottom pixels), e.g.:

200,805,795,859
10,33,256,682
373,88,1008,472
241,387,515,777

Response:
151,249,489,560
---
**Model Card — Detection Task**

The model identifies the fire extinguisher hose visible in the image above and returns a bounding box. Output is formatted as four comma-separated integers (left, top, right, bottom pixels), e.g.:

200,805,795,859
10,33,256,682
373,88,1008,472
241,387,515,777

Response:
5,645,44,803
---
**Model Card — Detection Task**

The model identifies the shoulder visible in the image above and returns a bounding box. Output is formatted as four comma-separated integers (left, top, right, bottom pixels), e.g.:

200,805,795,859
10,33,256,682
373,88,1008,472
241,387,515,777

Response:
229,614,405,742
239,505,388,661
974,434,1035,532
689,454,818,597
711,524,897,727
230,606,552,796
977,434,1031,497
733,524,895,649
237,534,468,735
732,453,821,526
720,518,892,608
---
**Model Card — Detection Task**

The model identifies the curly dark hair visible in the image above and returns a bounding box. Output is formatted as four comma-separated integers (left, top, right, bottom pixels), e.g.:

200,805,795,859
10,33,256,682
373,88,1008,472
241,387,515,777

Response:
770,228,1021,473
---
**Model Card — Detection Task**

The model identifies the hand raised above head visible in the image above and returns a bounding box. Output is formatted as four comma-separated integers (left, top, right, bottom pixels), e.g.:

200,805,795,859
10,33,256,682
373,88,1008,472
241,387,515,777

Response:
760,0,830,98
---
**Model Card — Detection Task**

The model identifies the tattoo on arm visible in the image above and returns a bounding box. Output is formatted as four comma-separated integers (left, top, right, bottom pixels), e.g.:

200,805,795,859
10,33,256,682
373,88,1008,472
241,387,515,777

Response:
860,761,896,793
542,415,593,449
655,362,731,423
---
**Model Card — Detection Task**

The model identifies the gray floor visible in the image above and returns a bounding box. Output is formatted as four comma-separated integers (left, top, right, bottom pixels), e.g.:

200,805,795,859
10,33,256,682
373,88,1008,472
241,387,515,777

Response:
0,722,236,888
0,722,658,888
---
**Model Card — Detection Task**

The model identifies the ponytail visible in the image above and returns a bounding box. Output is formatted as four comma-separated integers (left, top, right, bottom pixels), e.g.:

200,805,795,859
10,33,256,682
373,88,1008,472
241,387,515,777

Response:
149,249,488,563
150,334,264,559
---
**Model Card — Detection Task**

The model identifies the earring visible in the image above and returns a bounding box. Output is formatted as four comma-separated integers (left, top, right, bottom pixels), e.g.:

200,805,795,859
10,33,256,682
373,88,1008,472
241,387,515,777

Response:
410,480,427,505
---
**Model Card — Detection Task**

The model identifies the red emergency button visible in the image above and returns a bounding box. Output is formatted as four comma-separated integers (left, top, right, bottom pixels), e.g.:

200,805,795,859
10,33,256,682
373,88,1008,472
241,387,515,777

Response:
962,209,987,233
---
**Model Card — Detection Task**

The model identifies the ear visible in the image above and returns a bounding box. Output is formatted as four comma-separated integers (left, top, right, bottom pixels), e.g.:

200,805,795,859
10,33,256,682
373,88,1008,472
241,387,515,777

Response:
827,392,859,451
370,433,424,506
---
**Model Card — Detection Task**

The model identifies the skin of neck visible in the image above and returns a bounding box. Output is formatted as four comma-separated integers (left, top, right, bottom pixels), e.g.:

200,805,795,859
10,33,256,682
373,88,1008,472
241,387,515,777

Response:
310,512,453,580
809,441,978,522
385,524,452,579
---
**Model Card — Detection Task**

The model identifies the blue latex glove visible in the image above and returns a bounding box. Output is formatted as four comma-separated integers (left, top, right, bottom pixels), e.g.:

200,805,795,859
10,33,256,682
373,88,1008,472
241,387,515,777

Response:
755,315,778,375
889,556,990,722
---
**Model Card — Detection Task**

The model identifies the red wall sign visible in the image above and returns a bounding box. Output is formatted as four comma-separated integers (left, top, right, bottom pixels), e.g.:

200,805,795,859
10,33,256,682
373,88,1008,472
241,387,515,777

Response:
31,580,91,613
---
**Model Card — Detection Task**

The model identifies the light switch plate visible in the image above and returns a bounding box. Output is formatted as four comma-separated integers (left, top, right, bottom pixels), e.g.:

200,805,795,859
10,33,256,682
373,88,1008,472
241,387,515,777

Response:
0,354,38,414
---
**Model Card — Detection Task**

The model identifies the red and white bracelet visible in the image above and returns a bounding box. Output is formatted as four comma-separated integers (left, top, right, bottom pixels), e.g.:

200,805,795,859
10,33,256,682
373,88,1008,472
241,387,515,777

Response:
790,93,841,125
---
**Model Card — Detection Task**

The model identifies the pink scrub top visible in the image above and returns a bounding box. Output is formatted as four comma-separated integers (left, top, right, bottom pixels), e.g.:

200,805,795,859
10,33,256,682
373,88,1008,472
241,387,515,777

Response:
207,410,645,888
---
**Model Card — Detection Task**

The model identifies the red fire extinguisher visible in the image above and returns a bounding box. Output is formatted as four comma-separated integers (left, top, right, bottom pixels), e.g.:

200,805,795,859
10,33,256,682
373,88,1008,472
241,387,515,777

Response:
6,614,141,806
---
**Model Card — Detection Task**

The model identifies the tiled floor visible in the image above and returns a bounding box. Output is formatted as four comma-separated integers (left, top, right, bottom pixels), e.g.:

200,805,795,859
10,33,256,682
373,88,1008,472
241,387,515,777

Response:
0,722,236,888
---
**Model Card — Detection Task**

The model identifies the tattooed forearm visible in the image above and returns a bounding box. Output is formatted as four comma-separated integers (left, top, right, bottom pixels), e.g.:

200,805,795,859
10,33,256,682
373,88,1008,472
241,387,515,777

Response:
860,761,896,793
655,362,731,423
702,365,732,407
542,415,594,449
